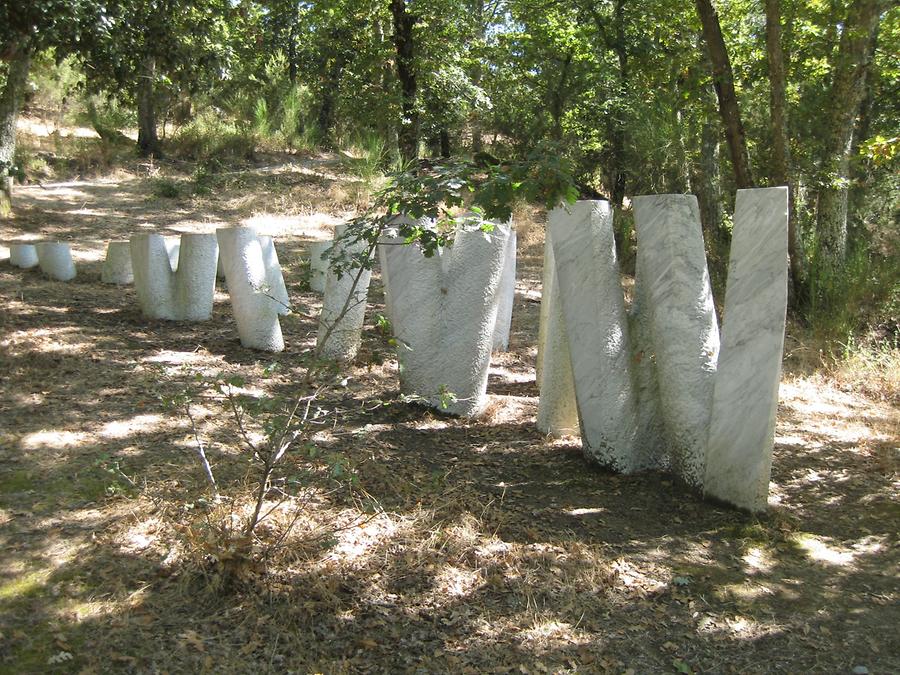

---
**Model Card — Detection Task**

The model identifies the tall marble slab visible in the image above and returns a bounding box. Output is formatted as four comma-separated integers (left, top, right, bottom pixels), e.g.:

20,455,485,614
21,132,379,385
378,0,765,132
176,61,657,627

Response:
379,223,512,417
548,201,640,471
259,235,291,315
101,241,134,284
308,241,331,293
492,229,517,352
536,228,579,437
705,187,789,512
36,242,77,281
131,234,177,319
633,195,719,488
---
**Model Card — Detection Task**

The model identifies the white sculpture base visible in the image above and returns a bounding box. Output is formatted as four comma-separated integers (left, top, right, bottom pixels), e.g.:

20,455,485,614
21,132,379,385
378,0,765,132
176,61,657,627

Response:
10,243,39,269
101,241,134,284
36,242,77,281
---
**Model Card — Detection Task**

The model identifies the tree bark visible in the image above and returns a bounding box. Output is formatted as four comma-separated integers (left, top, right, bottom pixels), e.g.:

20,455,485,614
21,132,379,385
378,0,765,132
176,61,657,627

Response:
765,0,804,300
697,115,724,244
695,0,754,189
0,47,31,219
815,0,881,266
137,55,162,158
391,0,419,162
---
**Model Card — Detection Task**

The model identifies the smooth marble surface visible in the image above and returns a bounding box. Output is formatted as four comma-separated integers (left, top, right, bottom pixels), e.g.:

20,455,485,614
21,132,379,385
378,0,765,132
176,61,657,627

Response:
9,243,38,269
634,195,719,488
36,241,77,281
217,227,284,351
705,187,788,512
131,234,177,320
536,227,579,437
101,241,133,284
549,201,640,471
259,235,291,316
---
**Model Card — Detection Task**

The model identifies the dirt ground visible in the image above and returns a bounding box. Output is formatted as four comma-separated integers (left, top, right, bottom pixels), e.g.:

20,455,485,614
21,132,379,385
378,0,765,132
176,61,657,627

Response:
0,156,898,674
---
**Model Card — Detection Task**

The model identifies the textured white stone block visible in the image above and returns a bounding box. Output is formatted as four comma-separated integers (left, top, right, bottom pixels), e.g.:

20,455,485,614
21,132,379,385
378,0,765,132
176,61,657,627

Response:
633,194,719,488
492,229,517,352
308,241,331,293
164,237,180,271
259,235,291,315
380,222,512,417
101,241,134,284
10,243,39,269
131,234,176,320
536,227,579,437
217,227,284,351
705,187,789,512
173,233,219,321
316,227,372,361
36,242,77,281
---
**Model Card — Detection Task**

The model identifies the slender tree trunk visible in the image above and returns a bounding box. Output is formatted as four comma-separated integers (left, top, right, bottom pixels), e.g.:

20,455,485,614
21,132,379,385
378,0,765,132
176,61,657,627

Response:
471,0,486,153
0,47,31,219
549,52,573,141
695,0,754,189
697,115,724,243
816,0,881,266
137,56,162,157
391,0,419,162
765,0,804,301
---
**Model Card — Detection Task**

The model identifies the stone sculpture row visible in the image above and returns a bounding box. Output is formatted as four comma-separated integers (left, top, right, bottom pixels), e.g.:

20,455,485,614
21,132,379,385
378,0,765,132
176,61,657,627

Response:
9,241,77,281
537,188,789,512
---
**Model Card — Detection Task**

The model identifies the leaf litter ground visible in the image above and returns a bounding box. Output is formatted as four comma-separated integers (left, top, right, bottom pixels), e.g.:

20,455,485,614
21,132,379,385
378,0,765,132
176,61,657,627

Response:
0,157,897,674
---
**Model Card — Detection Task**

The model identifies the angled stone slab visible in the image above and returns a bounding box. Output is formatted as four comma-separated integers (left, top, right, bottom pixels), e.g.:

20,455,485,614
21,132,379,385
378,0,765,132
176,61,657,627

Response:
259,235,291,315
10,243,38,269
217,227,284,351
633,194,719,488
101,241,134,284
173,233,218,321
536,227,579,437
316,226,373,361
308,241,331,293
548,201,640,471
131,234,177,319
36,241,77,281
492,229,517,352
705,187,789,512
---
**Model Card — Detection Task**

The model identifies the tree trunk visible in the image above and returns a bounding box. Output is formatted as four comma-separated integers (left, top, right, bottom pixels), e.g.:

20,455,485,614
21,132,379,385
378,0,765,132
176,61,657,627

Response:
815,0,881,267
695,0,754,189
391,0,419,162
0,47,31,219
549,52,573,141
697,115,724,244
470,0,485,154
765,0,804,300
137,56,162,158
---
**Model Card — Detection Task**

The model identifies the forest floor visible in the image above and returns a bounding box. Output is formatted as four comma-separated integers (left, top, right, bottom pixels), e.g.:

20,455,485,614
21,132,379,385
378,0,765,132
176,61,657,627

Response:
0,143,898,673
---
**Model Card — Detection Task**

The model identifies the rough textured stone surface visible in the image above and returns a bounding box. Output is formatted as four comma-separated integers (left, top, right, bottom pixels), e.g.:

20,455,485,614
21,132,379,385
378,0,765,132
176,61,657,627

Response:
259,235,291,315
380,223,512,417
633,194,719,488
36,242,77,281
101,241,134,284
217,227,284,351
131,234,177,319
10,243,38,269
308,241,331,293
316,227,372,361
492,229,517,352
536,227,579,437
705,187,788,512
548,201,640,471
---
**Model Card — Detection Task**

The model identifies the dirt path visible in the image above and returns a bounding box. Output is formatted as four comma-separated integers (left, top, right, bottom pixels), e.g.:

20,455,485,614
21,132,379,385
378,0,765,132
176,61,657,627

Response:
1,164,897,674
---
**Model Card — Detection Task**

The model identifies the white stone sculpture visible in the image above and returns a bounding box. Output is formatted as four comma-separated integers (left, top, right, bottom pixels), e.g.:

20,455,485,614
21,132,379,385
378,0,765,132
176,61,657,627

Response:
164,237,180,271
9,243,39,269
217,226,284,351
308,241,331,293
535,227,579,437
492,229,517,352
258,235,291,315
380,221,513,418
36,242,77,281
130,233,218,321
316,226,372,361
633,195,719,488
705,187,789,512
101,241,134,284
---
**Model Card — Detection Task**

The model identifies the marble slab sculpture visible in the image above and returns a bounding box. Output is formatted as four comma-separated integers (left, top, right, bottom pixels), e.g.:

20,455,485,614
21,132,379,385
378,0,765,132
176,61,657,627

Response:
9,243,39,269
535,227,579,437
217,226,284,351
316,226,373,361
308,240,331,293
101,241,134,284
705,187,789,512
36,241,77,281
548,201,641,471
633,194,719,488
380,222,512,417
131,233,218,321
492,229,517,352
259,235,291,315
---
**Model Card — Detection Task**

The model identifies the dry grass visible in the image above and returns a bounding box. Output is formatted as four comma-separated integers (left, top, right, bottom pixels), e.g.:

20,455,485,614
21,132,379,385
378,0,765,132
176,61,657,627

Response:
0,149,898,673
